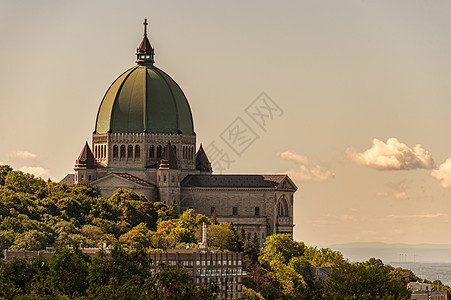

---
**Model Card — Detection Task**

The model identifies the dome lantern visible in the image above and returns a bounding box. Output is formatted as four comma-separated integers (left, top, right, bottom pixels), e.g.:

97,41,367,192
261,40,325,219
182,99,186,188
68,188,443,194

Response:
136,18,155,65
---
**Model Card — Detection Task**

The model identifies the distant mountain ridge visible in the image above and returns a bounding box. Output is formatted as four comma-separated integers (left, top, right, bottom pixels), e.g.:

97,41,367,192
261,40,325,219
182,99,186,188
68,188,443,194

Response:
330,242,451,249
328,242,451,263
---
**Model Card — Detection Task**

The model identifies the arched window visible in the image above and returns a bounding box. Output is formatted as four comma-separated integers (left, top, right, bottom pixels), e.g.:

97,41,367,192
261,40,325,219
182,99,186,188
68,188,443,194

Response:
156,145,162,158
103,145,106,158
120,145,126,158
128,145,133,158
95,146,98,158
183,146,186,159
135,145,140,159
150,145,155,158
113,145,118,158
277,197,289,217
100,145,104,158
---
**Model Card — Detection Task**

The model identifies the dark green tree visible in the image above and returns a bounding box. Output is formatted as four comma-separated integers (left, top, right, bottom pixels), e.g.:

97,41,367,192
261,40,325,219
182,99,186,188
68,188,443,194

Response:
210,209,218,225
259,233,305,267
4,171,45,194
47,241,91,298
323,260,411,300
0,165,12,186
166,198,179,219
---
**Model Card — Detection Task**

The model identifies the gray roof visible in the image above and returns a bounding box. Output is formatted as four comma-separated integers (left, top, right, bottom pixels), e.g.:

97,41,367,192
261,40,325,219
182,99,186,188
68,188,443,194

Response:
111,172,155,187
60,174,75,187
181,174,295,189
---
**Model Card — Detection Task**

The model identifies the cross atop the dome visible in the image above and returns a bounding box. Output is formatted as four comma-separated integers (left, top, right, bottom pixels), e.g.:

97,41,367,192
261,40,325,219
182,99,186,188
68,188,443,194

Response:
144,18,148,37
136,18,155,65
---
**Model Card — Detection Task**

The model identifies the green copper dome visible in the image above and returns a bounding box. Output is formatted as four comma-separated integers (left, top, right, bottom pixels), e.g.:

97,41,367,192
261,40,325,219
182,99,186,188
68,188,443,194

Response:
95,20,194,135
95,65,194,135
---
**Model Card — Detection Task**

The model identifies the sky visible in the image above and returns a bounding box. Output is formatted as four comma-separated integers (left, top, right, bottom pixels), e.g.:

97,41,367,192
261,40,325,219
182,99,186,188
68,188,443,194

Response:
2,0,451,247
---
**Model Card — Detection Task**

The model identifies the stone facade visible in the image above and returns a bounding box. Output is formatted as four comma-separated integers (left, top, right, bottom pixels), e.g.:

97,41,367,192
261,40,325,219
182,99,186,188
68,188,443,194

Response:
69,138,297,240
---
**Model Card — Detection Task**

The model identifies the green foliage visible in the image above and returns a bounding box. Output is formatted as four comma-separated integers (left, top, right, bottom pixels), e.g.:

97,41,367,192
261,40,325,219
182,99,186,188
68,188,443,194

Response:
0,165,13,186
210,209,218,225
0,168,425,299
390,267,421,286
322,260,411,300
119,229,150,249
11,230,50,251
178,209,209,231
48,241,91,298
302,246,344,267
0,244,219,299
259,233,305,267
431,279,451,291
4,171,46,194
243,286,264,300
166,198,179,219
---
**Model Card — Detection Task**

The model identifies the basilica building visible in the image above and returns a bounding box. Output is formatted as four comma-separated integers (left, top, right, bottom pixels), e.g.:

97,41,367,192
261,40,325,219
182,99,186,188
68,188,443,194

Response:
62,20,297,240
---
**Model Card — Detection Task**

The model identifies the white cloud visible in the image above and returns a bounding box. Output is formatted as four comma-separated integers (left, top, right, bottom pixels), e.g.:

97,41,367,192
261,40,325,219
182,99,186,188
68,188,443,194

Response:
346,138,433,170
394,192,408,200
388,213,447,220
20,166,54,181
8,151,37,161
277,151,334,182
431,157,451,188
376,192,388,197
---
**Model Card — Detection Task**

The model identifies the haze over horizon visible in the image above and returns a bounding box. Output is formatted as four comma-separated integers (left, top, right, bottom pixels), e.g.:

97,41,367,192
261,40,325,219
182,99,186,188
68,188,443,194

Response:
2,0,451,247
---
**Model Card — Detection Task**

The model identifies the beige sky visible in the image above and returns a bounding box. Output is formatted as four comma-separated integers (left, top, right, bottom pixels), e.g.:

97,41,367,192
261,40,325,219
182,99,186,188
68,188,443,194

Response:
2,0,451,247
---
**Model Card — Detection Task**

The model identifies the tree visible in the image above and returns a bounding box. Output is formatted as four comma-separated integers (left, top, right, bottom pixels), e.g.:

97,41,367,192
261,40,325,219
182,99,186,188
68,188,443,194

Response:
88,245,153,299
47,242,91,298
11,230,49,251
166,198,179,219
210,209,218,225
390,267,420,286
302,246,344,267
0,257,34,296
323,260,411,300
119,229,150,249
196,224,234,250
4,171,45,194
0,165,12,186
431,279,451,291
178,209,209,231
259,234,305,267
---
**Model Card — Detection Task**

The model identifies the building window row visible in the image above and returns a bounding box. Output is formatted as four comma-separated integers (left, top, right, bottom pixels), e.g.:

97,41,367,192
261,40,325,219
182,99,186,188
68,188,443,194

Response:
95,144,107,159
196,268,243,276
149,144,176,160
182,145,194,160
112,144,140,160
211,206,260,217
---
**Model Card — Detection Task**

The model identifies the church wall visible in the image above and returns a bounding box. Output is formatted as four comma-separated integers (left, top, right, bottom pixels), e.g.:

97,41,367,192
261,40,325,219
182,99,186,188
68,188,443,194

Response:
94,176,154,200
180,188,291,245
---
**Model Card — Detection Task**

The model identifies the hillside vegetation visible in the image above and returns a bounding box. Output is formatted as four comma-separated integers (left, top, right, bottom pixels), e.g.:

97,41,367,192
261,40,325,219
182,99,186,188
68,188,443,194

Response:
0,165,445,299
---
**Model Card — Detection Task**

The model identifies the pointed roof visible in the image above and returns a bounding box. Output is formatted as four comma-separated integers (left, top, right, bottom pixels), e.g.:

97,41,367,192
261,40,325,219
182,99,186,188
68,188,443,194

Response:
136,18,155,64
159,142,178,169
75,142,97,169
196,144,212,173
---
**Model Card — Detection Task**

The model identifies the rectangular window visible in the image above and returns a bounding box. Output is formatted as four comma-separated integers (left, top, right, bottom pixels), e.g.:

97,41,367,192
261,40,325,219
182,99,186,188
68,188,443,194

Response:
232,207,237,215
255,207,260,216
